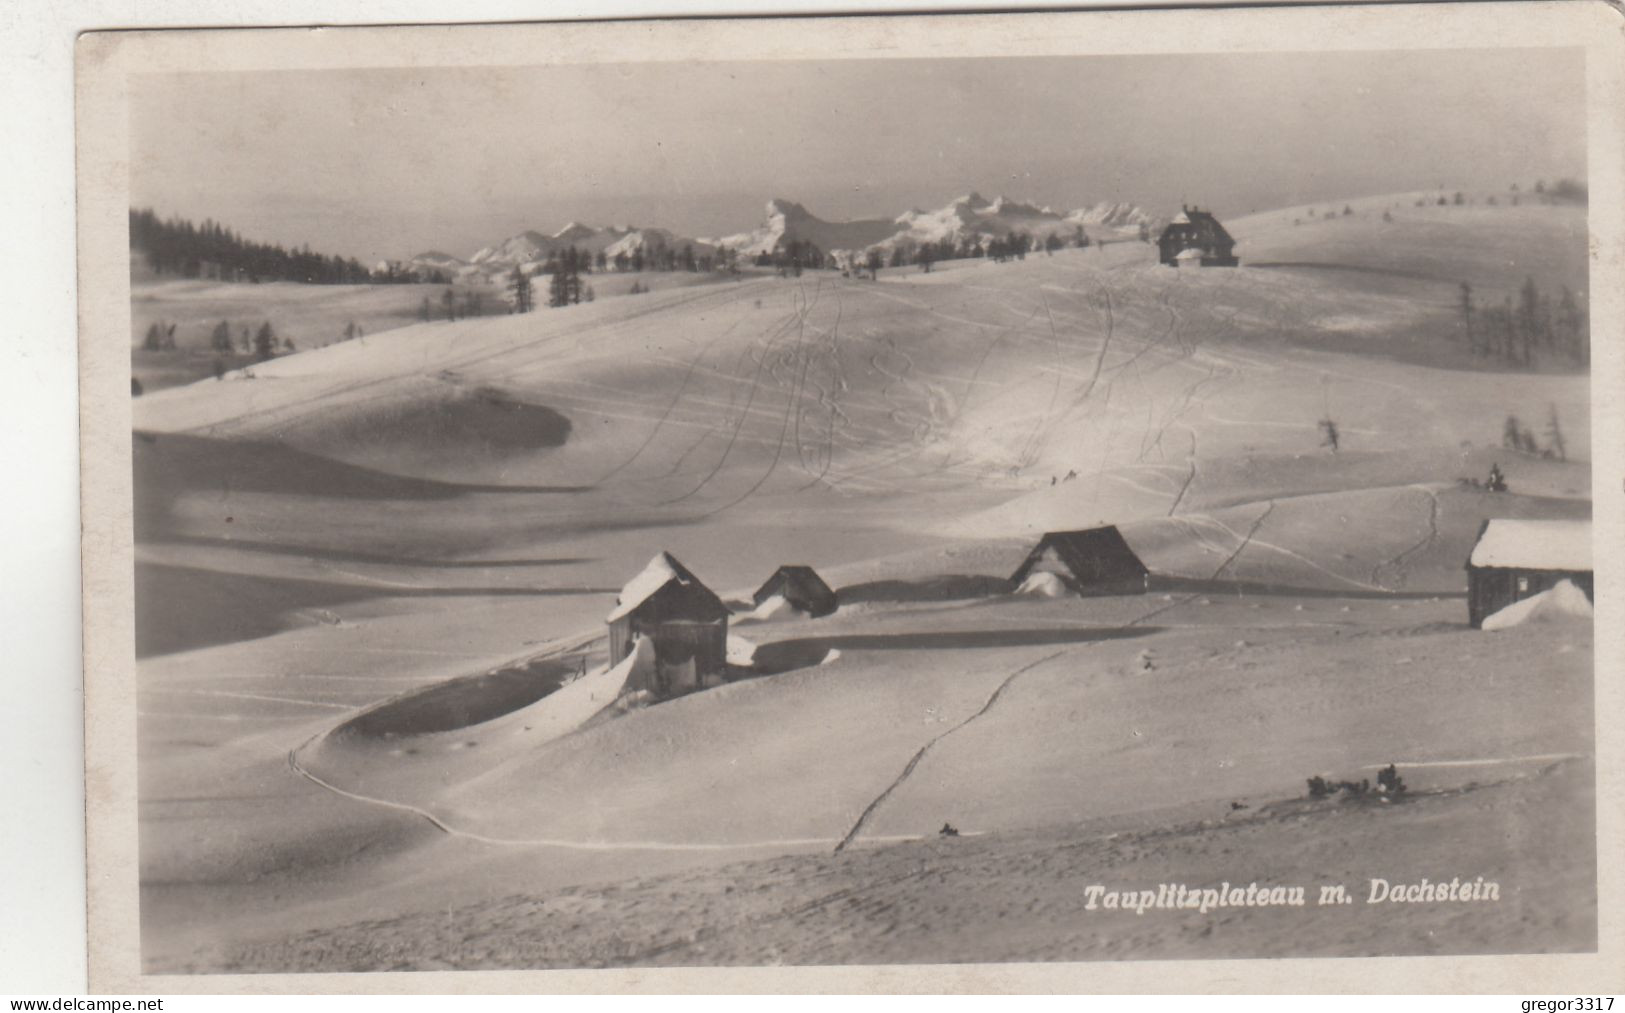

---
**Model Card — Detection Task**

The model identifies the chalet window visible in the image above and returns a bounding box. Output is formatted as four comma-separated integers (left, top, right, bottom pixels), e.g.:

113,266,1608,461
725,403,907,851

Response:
1517,576,1530,592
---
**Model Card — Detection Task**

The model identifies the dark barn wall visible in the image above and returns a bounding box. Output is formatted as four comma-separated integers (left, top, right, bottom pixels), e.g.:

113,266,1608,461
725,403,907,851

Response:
640,580,730,624
1467,566,1593,628
1157,232,1180,265
1066,550,1147,588
609,614,728,690
609,615,635,666
1200,242,1238,267
647,620,728,691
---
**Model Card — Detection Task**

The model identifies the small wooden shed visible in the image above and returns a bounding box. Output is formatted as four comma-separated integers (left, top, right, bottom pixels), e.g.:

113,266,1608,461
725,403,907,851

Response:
607,552,730,693
1465,519,1593,628
753,565,839,618
1010,526,1150,596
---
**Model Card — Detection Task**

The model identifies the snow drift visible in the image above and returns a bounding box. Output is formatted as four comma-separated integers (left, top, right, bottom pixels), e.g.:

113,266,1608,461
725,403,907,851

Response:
726,633,760,667
505,641,651,745
750,594,803,620
1015,572,1070,598
1481,580,1593,631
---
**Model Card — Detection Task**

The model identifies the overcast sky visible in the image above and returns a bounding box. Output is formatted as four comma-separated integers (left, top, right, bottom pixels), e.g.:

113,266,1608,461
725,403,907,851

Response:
130,47,1585,265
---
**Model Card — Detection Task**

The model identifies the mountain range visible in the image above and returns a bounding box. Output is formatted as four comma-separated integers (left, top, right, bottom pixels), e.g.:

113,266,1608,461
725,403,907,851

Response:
400,193,1159,282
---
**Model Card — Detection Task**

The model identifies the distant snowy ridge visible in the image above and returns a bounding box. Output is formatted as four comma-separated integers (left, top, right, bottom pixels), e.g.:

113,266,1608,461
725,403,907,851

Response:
712,199,900,258
417,221,722,282
719,193,1160,265
414,191,1158,281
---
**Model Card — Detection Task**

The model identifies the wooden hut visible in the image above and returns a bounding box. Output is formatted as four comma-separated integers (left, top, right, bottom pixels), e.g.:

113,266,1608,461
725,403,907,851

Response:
752,565,839,618
1465,519,1592,628
1157,206,1239,267
1010,526,1150,596
607,552,730,693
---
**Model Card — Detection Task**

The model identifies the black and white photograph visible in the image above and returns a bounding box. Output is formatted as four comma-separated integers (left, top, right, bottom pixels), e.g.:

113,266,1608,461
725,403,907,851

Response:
72,4,1625,992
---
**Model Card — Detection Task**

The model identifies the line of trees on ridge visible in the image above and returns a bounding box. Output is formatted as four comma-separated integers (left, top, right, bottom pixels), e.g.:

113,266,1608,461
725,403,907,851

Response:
875,227,1090,276
509,246,601,313
129,208,445,285
1458,276,1589,368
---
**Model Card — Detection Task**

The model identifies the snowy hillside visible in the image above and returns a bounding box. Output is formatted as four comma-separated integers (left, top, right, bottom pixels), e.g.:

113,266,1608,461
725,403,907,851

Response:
132,194,1594,973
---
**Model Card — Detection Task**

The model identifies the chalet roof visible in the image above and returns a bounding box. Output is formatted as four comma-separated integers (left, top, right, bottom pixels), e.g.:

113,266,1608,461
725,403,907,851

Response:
754,565,838,612
1012,525,1148,583
607,552,721,622
1161,207,1234,241
1469,519,1592,572
766,564,828,584
1035,526,1143,553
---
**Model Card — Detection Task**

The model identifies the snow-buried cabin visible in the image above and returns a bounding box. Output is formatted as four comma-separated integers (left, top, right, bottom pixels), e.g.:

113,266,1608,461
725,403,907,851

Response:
1157,206,1239,267
607,552,730,693
1010,526,1151,596
753,565,838,618
1465,519,1593,629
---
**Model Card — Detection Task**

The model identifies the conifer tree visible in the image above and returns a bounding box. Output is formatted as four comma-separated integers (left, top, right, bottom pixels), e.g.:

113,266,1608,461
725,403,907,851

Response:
1319,418,1340,453
1556,286,1586,364
253,321,277,362
510,266,532,313
1503,414,1523,450
1458,283,1476,356
1545,404,1567,462
1515,276,1547,364
550,249,583,307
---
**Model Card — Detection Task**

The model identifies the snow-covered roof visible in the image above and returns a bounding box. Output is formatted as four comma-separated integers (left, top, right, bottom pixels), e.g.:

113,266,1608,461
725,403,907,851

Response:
607,553,684,622
1469,519,1592,571
606,552,728,623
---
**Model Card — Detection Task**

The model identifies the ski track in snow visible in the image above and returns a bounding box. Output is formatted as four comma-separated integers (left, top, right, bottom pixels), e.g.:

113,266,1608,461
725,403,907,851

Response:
286,731,930,853
655,282,821,505
693,281,827,516
1369,484,1443,587
832,646,1076,853
592,314,749,485
147,686,354,711
1365,753,1585,770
